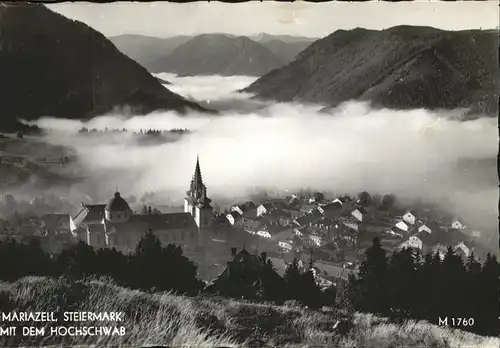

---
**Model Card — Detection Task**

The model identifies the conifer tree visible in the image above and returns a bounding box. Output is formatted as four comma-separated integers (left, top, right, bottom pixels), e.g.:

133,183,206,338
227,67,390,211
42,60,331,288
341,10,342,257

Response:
477,253,500,336
388,247,417,319
283,258,302,300
416,252,438,319
462,252,482,320
300,269,322,309
56,241,98,279
439,246,466,318
130,230,164,289
356,237,389,314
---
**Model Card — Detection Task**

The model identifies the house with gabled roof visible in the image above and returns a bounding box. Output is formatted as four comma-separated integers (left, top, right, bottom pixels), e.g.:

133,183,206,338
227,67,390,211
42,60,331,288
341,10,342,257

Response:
241,216,263,234
393,221,409,233
418,221,443,235
282,206,301,218
271,227,296,242
257,202,274,217
332,198,343,205
403,210,416,225
338,216,359,232
278,239,294,252
231,202,257,216
399,235,423,250
70,203,106,240
451,218,466,230
318,202,342,219
299,203,318,215
418,223,432,234
402,228,446,251
293,210,322,228
351,208,364,222
309,233,324,247
205,248,284,299
454,241,471,259
260,208,292,227
226,211,242,226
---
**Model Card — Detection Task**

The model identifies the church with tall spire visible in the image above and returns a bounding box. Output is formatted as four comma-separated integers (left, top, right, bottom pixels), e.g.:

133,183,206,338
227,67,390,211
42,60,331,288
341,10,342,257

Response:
69,156,214,254
184,155,213,230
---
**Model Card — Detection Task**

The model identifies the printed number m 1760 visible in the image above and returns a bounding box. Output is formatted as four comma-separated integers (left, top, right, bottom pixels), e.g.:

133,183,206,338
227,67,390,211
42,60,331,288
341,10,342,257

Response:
438,317,475,327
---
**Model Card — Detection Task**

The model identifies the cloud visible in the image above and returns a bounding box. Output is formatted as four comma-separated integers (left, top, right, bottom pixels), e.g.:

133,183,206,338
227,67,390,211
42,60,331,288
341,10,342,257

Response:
29,74,498,238
156,73,269,112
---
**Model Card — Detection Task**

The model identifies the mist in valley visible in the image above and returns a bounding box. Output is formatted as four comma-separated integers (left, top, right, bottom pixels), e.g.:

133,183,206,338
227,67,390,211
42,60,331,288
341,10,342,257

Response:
9,73,499,243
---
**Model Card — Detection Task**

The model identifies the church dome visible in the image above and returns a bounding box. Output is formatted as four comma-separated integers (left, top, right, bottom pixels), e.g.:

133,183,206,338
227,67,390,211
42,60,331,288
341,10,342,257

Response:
105,192,130,211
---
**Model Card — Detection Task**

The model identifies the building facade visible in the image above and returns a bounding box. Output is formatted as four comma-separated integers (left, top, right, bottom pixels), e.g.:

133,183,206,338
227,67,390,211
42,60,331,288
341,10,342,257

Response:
70,156,213,253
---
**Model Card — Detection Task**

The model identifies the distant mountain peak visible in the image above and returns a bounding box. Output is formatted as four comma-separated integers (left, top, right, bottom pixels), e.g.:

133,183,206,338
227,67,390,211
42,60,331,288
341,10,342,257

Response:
147,33,285,76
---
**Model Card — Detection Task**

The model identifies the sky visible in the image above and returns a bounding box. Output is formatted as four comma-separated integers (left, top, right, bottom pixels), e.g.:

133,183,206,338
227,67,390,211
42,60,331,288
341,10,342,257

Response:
47,1,499,38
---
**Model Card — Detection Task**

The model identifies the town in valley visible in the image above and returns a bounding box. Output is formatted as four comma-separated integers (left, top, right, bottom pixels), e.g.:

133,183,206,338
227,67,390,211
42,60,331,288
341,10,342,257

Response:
0,133,491,287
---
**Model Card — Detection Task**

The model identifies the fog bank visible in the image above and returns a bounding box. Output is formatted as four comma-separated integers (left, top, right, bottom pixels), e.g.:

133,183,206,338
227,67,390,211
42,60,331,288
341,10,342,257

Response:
28,74,498,239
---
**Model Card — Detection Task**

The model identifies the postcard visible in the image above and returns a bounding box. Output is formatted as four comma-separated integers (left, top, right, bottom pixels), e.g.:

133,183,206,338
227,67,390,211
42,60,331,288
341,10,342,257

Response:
0,1,498,347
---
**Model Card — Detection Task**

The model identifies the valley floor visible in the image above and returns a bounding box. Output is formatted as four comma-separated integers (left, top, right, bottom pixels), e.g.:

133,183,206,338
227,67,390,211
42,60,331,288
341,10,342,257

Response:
0,277,497,348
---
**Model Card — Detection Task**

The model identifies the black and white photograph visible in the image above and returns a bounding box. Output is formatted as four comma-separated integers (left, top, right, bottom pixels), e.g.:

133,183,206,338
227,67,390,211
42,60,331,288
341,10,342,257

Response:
0,1,498,347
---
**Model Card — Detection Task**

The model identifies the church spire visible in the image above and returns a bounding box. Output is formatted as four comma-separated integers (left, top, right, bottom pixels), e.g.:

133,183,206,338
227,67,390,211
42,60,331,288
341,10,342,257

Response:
193,154,203,187
187,155,208,203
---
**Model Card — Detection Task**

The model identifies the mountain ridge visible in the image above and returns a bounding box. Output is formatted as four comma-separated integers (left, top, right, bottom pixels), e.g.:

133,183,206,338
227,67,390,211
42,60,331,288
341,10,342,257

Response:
110,33,314,75
0,3,210,131
243,26,498,116
147,34,285,76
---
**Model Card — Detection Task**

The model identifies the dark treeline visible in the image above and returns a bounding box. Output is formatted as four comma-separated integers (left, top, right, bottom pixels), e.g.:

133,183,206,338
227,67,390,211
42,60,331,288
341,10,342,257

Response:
0,233,498,337
77,127,190,135
347,237,499,337
205,251,335,311
0,231,203,296
0,231,337,309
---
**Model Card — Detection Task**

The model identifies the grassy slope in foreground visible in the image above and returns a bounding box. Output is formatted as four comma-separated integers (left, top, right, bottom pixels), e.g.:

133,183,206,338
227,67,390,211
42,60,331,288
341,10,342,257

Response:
0,277,498,348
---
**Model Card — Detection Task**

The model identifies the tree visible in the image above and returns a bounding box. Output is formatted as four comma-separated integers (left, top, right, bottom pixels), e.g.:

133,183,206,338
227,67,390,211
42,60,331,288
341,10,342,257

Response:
357,191,372,206
283,259,302,300
257,254,286,304
129,230,164,289
96,247,128,282
163,243,203,295
439,247,466,318
380,194,396,210
462,252,483,321
0,237,57,280
477,253,499,336
371,194,382,207
129,230,202,295
387,248,417,319
415,252,440,319
56,242,98,279
299,270,322,309
314,192,325,202
322,283,337,307
355,237,389,314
